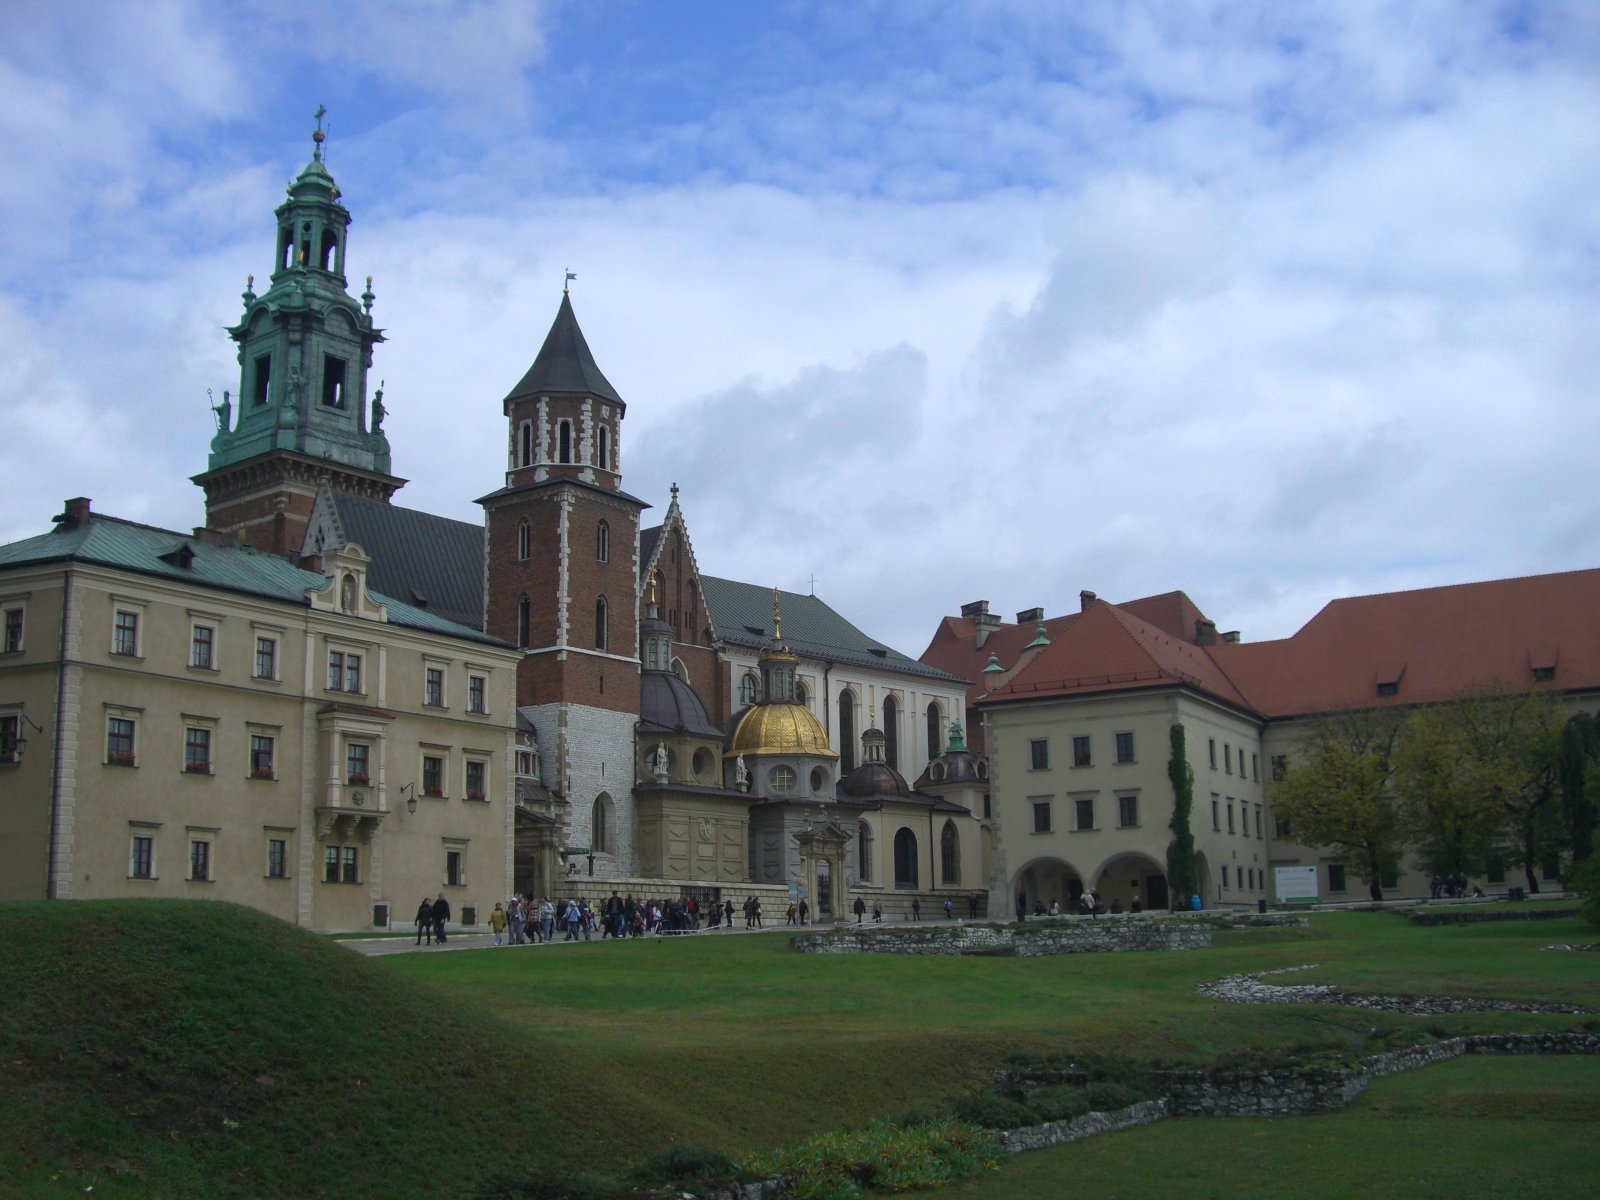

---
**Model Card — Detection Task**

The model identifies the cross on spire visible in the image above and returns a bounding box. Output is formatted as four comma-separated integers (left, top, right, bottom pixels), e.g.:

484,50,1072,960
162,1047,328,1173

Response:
312,104,328,162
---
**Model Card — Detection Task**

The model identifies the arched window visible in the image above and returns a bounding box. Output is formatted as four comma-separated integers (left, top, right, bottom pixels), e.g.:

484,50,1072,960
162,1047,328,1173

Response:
796,680,809,708
557,419,573,464
596,520,609,563
598,426,611,470
592,793,614,854
941,820,960,885
893,828,918,889
517,519,531,561
739,672,759,707
926,701,943,760
519,422,533,467
319,229,338,271
839,691,858,773
883,694,900,771
857,820,873,882
595,596,607,651
517,596,530,648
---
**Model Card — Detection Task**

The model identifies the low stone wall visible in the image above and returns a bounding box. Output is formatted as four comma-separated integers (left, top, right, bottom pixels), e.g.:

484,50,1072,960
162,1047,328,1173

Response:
1405,905,1578,926
790,919,1216,956
1198,964,1595,1015
1164,1063,1367,1117
998,1099,1170,1153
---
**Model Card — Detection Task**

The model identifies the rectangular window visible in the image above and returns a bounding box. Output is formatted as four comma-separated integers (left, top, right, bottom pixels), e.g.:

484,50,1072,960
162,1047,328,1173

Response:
1072,736,1091,767
267,838,288,879
1251,753,1259,782
3,607,23,653
345,653,362,692
1255,805,1263,839
1118,794,1139,828
1327,864,1347,893
189,839,211,882
468,674,486,714
446,850,463,887
425,666,445,707
252,353,271,406
184,727,212,774
190,625,215,669
1029,739,1049,770
515,750,535,778
1114,731,1135,763
321,354,347,408
107,717,136,766
1271,755,1287,781
1224,743,1233,774
346,742,370,785
0,714,18,764
1486,857,1506,885
113,610,139,656
1075,797,1095,830
131,834,154,879
1227,801,1235,834
1032,801,1051,833
328,650,363,693
423,755,444,796
250,734,275,779
254,636,277,680
465,759,487,801
324,845,358,884
1275,813,1293,839
1211,795,1220,831
1221,865,1230,889
1208,738,1217,769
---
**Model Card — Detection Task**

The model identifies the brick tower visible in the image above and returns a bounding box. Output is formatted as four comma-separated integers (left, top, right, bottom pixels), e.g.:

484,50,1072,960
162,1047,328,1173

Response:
193,110,403,556
479,288,647,872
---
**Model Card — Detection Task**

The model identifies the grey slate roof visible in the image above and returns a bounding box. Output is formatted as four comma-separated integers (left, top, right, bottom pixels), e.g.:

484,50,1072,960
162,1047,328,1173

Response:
0,512,508,648
698,576,965,684
501,293,623,410
329,493,485,631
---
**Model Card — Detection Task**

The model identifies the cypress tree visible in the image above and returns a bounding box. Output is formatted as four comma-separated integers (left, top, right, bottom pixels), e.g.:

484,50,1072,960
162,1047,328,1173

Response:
1165,723,1198,909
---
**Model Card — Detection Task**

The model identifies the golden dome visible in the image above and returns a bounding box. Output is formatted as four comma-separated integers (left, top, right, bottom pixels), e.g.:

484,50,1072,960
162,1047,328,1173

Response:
727,703,837,758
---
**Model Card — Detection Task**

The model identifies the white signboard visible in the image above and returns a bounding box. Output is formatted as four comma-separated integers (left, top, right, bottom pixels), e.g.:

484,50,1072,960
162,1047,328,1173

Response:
1275,865,1319,904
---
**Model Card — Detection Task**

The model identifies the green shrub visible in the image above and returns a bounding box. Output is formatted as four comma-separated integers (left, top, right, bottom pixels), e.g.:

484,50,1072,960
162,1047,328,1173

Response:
622,1143,746,1189
1572,856,1600,927
745,1119,1001,1196
951,1090,1033,1129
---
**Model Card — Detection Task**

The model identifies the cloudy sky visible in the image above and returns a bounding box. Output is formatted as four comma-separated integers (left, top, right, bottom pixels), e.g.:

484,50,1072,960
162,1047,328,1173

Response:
3,1,1597,659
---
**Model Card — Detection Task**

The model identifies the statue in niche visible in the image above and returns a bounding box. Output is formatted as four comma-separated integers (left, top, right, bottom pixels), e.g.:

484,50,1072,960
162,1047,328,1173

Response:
652,741,669,784
735,754,749,791
283,365,302,409
370,383,386,431
211,389,232,434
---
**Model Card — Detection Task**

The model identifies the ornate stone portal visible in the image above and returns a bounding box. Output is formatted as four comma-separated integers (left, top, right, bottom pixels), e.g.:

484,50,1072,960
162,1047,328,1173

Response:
794,819,852,919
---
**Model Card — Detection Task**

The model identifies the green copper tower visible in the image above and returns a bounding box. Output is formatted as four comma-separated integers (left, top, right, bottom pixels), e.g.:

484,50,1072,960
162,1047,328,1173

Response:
195,108,404,556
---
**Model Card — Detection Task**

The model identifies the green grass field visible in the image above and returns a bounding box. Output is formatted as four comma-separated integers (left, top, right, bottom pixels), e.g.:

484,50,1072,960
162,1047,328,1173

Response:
1,903,1595,1198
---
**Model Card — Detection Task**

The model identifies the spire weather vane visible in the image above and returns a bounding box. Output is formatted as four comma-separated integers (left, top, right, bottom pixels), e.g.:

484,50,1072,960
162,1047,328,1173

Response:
564,269,577,294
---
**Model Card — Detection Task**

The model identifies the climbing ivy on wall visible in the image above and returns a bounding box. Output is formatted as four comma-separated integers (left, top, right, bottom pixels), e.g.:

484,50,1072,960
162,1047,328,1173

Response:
1166,723,1198,909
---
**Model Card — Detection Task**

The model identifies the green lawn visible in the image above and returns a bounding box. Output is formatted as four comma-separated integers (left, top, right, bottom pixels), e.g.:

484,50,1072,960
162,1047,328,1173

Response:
1,903,1595,1198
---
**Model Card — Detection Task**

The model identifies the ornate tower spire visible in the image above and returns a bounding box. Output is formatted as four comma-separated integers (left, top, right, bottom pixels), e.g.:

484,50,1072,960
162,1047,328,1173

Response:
193,109,404,556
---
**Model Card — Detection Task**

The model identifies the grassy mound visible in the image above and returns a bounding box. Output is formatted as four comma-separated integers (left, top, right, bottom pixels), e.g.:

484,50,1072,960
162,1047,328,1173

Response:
0,900,596,1198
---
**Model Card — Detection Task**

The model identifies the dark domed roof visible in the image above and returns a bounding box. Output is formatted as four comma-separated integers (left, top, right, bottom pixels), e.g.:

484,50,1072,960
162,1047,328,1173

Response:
838,760,912,800
639,671,722,739
914,749,987,788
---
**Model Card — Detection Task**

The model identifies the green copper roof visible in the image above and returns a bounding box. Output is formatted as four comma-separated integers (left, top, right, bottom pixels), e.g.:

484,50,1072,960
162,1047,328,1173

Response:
0,511,508,648
502,293,624,412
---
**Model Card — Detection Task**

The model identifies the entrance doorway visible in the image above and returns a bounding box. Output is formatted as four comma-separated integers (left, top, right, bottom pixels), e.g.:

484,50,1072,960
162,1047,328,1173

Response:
816,858,833,917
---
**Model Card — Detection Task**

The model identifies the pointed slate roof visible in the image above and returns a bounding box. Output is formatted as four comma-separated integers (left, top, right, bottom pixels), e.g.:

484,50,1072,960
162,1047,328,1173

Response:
502,293,623,413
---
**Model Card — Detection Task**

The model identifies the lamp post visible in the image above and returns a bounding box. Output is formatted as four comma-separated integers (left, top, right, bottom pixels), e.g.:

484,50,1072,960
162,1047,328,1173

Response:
401,782,417,814
6,712,46,762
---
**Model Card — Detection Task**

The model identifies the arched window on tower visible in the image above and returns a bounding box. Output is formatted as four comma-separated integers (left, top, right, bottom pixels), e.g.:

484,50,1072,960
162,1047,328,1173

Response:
596,520,609,563
941,820,960,885
838,690,857,773
598,426,611,470
557,420,573,464
592,793,614,854
595,596,608,651
319,229,338,271
279,229,294,273
517,596,530,648
883,695,900,771
739,672,759,707
519,422,533,468
517,520,530,562
857,820,873,882
894,828,918,889
926,701,944,761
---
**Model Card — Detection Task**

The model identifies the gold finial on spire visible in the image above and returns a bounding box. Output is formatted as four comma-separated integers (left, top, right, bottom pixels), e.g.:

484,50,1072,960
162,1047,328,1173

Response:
772,586,783,643
312,104,328,162
648,568,659,607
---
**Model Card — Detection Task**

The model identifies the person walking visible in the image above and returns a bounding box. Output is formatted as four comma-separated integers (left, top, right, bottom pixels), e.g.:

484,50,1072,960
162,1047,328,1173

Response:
723,898,735,928
539,895,555,943
911,897,921,921
431,892,451,943
798,898,809,926
489,902,508,946
508,896,525,945
943,898,953,920
414,896,434,945
854,895,866,924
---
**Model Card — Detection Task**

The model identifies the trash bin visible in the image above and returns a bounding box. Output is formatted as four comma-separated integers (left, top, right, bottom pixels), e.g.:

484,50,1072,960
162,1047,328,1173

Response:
1507,886,1525,902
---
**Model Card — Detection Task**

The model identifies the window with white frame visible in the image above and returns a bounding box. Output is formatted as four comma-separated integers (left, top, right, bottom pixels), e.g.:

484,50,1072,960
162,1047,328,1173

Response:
596,520,609,563
517,519,531,561
266,834,289,879
327,649,363,693
188,834,214,882
190,623,216,670
445,844,466,887
112,608,140,657
739,673,759,706
1118,794,1139,828
346,741,370,785
324,844,358,883
107,713,138,766
464,758,488,800
423,753,445,797
183,726,213,775
2,604,23,654
1074,796,1095,830
249,733,275,779
0,714,19,764
768,764,796,794
424,665,445,708
467,673,486,714
253,634,278,680
130,828,157,879
1114,731,1135,763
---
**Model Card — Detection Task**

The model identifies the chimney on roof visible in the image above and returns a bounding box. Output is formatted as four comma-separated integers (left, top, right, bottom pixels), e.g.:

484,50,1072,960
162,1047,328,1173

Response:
1080,590,1097,611
1016,607,1043,624
57,497,92,529
961,600,1002,649
1222,630,1241,644
1194,619,1217,646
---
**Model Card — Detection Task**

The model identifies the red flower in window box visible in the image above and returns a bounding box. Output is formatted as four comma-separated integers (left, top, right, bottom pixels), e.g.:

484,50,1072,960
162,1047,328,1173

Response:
347,772,370,785
423,786,444,797
250,768,275,780
184,762,210,774
467,790,487,801
108,751,137,766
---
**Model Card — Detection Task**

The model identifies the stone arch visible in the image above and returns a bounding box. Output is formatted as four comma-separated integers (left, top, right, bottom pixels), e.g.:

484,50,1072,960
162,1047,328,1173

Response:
1011,855,1085,917
1191,850,1214,911
591,792,615,854
893,826,918,888
1087,850,1168,913
926,700,944,760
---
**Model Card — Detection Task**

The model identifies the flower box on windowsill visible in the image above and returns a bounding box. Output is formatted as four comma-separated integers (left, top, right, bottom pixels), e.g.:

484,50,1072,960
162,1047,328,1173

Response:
423,787,444,798
108,752,137,767
184,763,211,775
250,769,275,780
466,790,487,801
347,773,370,786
